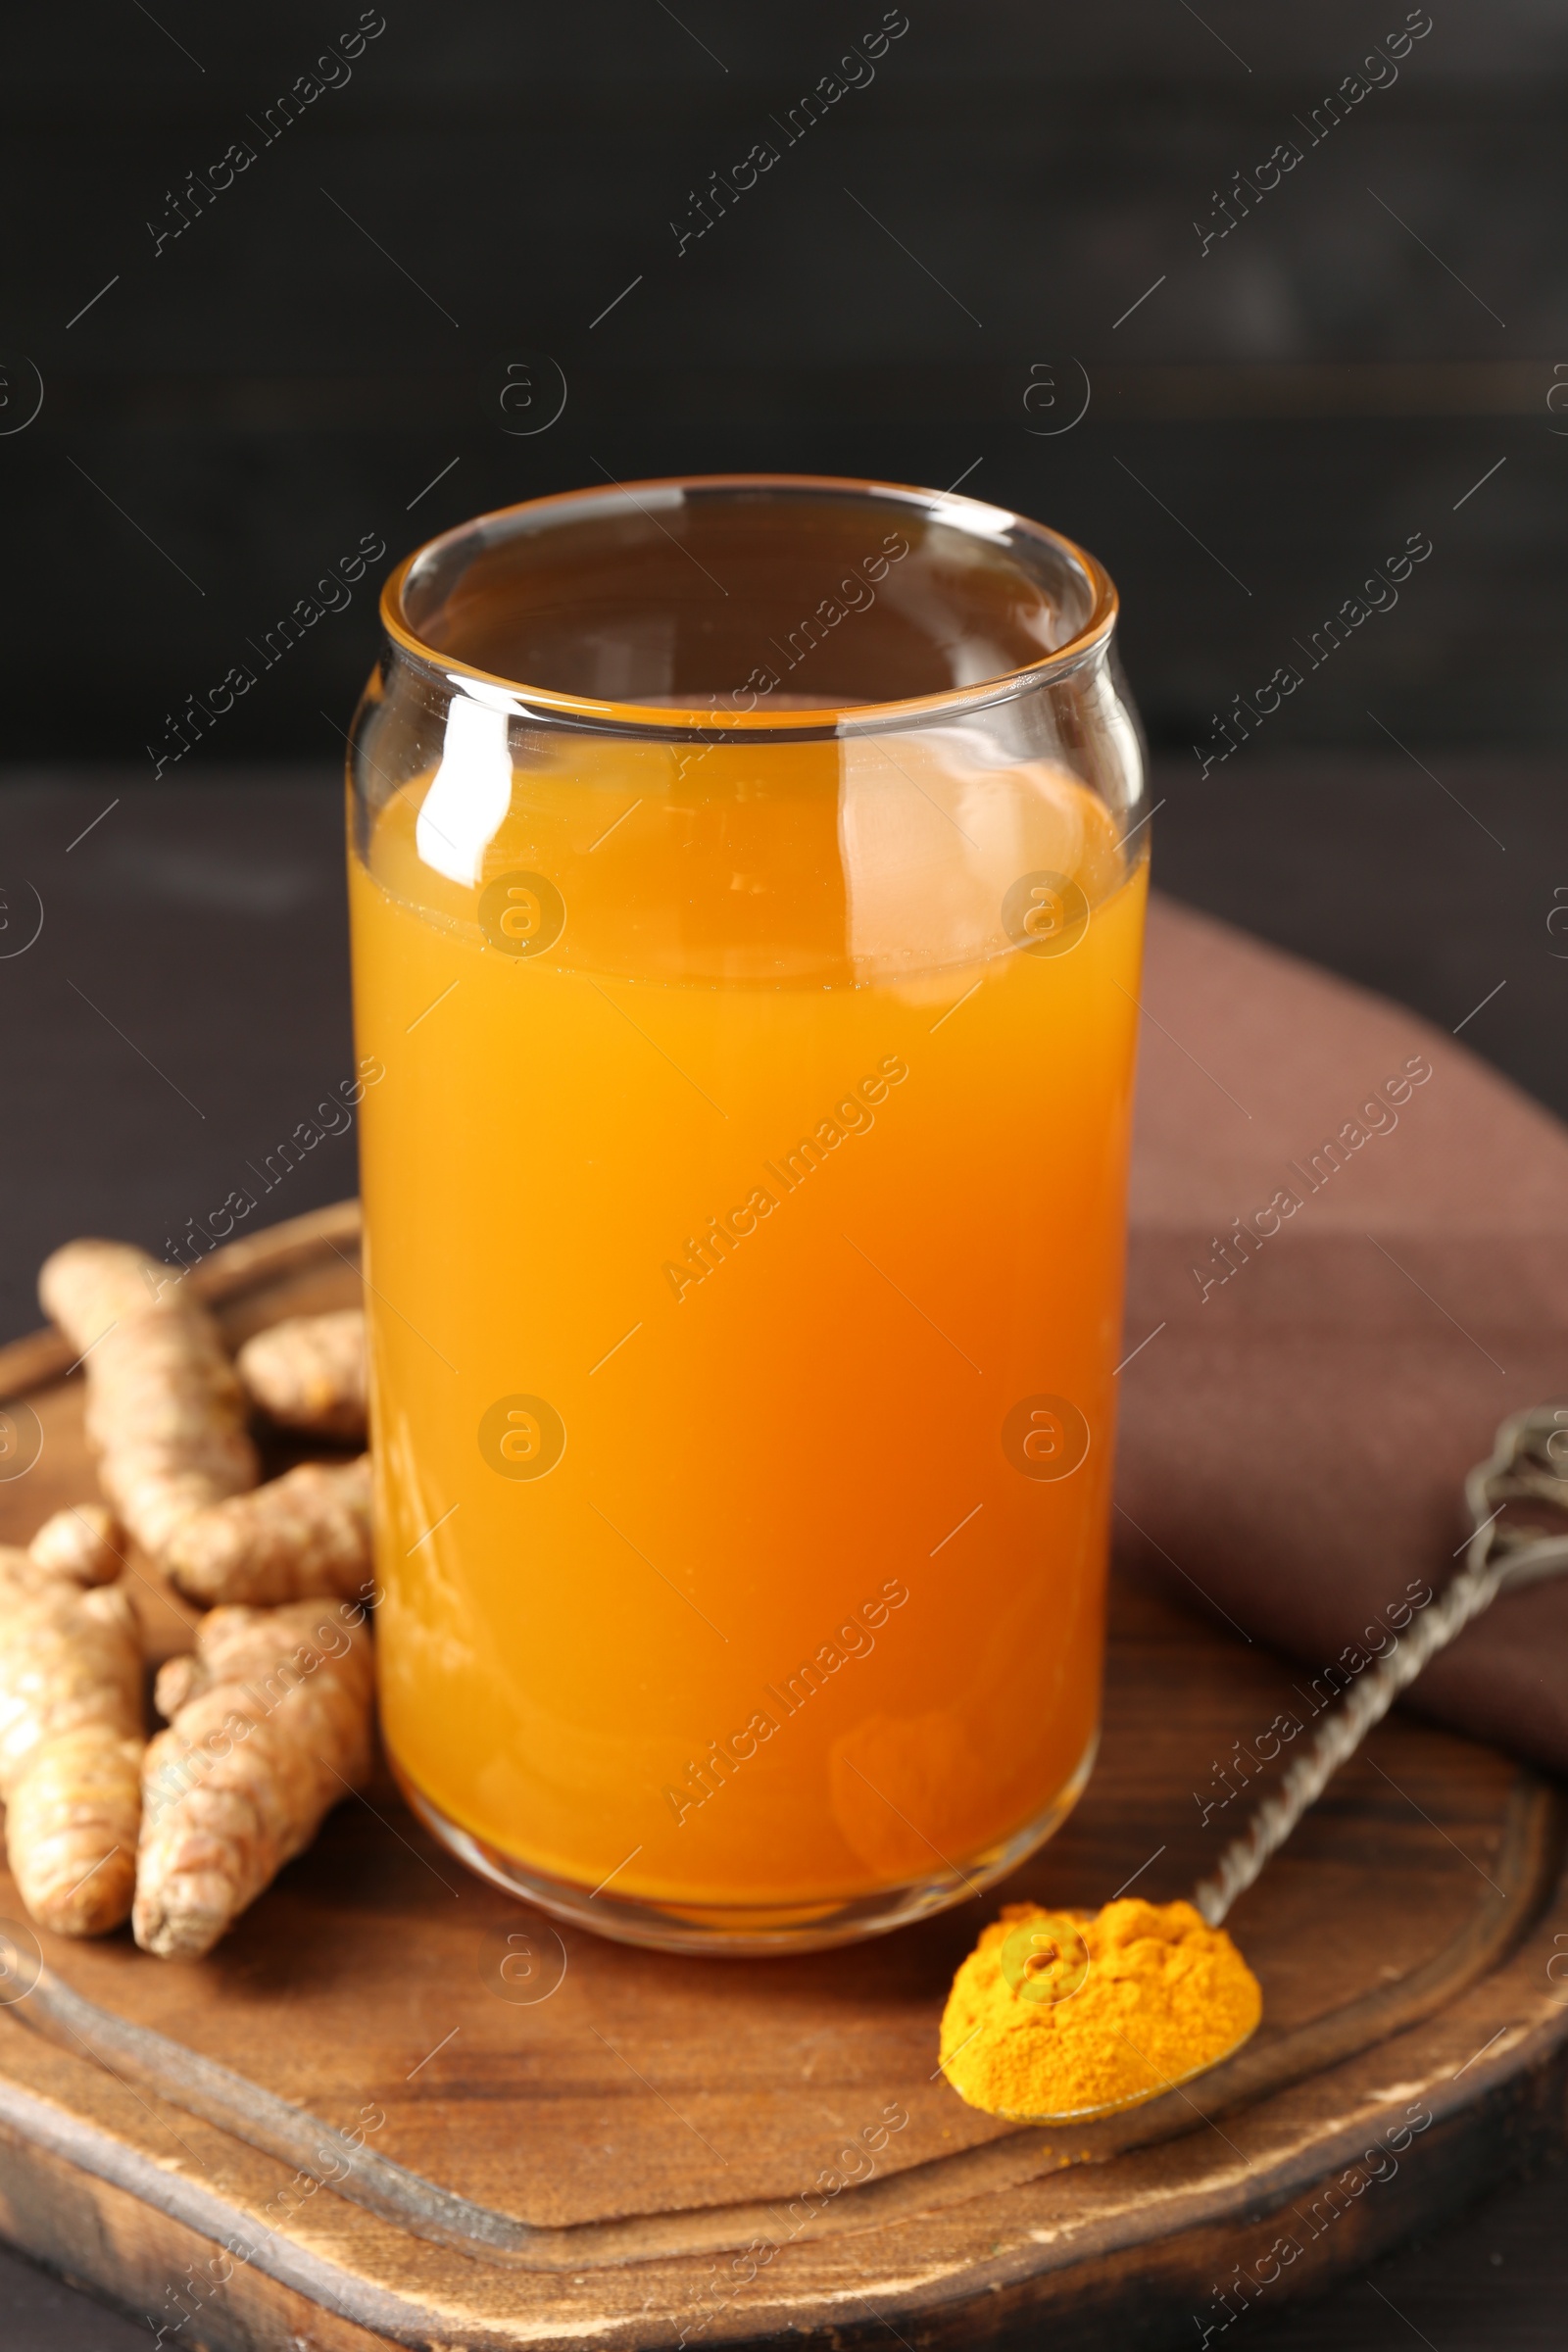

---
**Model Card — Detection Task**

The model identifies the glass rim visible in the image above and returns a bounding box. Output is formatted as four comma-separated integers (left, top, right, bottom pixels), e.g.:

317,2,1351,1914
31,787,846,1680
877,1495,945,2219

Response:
378,471,1120,737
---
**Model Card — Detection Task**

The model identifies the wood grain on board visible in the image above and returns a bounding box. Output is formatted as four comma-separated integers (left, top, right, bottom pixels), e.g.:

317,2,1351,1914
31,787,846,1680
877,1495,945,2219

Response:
0,1202,1563,2350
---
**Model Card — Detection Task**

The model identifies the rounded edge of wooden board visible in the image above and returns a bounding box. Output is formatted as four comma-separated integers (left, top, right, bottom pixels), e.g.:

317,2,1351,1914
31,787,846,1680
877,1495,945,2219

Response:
2,1938,1568,2352
1,1198,1565,2347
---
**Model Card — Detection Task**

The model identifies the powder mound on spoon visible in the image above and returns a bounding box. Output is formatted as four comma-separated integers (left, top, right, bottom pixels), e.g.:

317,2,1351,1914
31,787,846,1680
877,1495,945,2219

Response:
939,1898,1262,2120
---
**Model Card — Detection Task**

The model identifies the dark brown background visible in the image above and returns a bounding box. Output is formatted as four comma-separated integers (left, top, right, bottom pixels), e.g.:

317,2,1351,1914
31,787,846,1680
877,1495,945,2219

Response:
4,1,1564,758
2,0,1565,2339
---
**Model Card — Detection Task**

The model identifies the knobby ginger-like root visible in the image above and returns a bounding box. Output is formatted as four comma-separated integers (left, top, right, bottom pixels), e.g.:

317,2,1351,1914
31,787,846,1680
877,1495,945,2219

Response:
134,1598,374,1959
28,1502,125,1587
0,1547,144,1936
42,1239,368,1602
7,1729,145,1938
39,1240,258,1559
163,1456,373,1606
237,1308,366,1443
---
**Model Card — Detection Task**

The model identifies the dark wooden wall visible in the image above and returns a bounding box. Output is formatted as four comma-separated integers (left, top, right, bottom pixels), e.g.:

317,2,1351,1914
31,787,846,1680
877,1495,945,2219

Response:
3,0,1564,760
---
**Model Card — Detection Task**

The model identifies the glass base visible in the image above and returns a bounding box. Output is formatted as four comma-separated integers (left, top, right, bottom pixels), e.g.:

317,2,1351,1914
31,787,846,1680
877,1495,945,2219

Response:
390,1731,1099,1955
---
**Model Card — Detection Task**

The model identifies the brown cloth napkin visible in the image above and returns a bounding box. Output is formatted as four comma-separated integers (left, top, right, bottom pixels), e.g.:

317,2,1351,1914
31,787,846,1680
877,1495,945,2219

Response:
1117,894,1568,1774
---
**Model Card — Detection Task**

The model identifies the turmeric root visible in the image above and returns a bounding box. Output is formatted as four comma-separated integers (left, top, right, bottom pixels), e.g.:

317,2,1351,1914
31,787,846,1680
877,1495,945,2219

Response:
163,1455,373,1607
39,1241,257,1558
0,1547,144,1936
134,1599,374,1959
28,1502,125,1587
41,1238,368,1602
237,1308,366,1442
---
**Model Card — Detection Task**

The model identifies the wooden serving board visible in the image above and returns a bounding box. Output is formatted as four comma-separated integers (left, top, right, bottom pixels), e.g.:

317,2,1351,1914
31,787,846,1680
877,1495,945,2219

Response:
0,1201,1565,2351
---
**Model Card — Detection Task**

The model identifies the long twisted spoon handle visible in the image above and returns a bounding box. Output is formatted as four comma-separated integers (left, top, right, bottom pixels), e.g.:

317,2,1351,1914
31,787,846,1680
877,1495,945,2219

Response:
1194,1402,1568,1927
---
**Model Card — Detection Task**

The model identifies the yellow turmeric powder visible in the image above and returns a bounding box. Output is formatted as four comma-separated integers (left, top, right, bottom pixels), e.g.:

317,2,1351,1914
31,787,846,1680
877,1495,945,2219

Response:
939,1898,1261,2119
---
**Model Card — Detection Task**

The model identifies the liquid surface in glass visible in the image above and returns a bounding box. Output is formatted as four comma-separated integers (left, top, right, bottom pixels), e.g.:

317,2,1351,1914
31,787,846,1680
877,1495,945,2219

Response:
350,720,1145,1912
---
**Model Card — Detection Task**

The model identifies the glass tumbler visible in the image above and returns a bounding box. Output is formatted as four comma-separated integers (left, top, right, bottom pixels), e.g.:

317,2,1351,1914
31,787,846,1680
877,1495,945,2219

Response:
345,473,1149,1951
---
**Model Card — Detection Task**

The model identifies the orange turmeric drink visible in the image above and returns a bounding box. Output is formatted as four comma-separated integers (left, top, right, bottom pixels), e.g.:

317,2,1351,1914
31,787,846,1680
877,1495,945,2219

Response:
348,476,1149,1948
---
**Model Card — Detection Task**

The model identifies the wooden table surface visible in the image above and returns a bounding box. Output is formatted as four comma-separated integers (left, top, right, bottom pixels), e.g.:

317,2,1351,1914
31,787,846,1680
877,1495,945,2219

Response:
0,755,1558,2348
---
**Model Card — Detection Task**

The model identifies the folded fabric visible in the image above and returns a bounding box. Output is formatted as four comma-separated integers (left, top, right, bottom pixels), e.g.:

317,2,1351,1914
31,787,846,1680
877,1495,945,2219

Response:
1116,895,1568,1774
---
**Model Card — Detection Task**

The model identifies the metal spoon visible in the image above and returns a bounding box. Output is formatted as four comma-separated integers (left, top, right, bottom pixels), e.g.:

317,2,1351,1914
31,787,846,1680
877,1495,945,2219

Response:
984,1399,1568,2125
